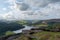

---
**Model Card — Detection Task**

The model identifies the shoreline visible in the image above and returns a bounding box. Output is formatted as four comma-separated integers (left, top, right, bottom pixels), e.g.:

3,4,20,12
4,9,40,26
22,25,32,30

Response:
13,25,34,34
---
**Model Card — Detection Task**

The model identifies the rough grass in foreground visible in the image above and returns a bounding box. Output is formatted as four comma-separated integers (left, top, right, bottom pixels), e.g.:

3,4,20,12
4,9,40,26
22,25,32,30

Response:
13,31,60,40
32,31,60,40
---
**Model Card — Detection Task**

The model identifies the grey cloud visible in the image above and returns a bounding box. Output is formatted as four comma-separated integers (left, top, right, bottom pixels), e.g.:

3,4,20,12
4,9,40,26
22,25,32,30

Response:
16,3,29,11
22,0,48,8
50,0,60,3
38,0,60,7
1,0,60,20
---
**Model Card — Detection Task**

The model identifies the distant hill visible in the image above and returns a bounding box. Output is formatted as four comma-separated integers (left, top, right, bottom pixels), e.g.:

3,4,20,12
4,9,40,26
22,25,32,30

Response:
32,19,60,24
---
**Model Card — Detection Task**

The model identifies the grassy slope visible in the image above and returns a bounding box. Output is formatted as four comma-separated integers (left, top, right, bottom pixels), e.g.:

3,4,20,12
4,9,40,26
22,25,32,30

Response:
13,31,60,40
32,31,60,40
13,34,29,40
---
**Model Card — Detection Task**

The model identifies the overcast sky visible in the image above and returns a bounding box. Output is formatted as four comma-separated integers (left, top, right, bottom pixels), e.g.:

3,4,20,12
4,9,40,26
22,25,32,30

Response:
0,0,60,20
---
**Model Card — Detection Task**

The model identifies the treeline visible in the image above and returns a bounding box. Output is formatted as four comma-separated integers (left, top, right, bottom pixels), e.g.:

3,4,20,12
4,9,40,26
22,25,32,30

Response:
0,21,25,36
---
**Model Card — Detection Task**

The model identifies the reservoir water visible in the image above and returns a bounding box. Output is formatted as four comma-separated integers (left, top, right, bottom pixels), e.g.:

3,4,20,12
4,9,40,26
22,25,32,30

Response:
13,25,34,34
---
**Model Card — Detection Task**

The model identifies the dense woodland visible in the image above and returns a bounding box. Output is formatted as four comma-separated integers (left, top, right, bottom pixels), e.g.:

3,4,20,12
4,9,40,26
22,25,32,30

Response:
0,21,25,36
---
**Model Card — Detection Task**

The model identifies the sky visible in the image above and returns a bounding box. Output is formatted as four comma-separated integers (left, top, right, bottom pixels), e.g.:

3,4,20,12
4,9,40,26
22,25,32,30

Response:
0,0,60,20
